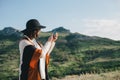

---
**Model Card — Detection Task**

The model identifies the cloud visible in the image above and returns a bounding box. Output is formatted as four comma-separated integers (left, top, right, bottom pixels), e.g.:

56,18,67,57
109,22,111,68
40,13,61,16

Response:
81,19,120,40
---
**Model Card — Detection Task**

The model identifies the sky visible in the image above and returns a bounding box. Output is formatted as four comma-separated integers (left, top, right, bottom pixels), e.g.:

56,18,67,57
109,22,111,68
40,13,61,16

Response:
1,0,120,40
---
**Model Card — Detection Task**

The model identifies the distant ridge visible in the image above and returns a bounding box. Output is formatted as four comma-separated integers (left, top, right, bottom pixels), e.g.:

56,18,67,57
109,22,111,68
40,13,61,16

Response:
0,26,116,41
51,26,70,33
0,27,21,36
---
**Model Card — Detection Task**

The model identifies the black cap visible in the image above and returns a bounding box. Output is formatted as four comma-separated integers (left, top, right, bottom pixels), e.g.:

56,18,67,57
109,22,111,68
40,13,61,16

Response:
21,19,46,33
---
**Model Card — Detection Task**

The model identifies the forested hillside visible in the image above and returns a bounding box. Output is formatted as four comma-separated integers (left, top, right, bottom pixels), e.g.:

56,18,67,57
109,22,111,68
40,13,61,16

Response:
0,27,120,80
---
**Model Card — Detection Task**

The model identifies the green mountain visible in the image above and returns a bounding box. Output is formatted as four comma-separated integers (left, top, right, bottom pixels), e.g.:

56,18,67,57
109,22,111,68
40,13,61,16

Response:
0,27,120,80
51,26,70,33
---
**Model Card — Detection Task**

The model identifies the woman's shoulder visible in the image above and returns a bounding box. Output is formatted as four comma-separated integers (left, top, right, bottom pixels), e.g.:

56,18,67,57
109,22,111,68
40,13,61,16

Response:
19,38,34,49
19,36,34,45
20,39,32,45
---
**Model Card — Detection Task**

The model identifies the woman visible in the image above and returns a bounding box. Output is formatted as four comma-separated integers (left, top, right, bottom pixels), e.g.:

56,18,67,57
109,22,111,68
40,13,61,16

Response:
19,19,58,80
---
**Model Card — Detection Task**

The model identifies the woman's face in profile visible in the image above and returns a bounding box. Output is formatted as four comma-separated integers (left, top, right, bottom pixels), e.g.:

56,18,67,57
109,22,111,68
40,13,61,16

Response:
34,29,40,38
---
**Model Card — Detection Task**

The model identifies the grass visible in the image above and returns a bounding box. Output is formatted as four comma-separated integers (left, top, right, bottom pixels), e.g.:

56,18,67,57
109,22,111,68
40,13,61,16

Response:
52,70,120,80
87,58,120,64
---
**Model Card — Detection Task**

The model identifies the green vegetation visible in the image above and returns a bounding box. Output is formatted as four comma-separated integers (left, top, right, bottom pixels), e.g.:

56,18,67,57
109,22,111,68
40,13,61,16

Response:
53,70,120,80
0,27,120,79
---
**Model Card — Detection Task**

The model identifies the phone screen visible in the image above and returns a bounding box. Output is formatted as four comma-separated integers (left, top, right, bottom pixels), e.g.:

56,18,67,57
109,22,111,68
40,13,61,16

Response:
53,31,56,35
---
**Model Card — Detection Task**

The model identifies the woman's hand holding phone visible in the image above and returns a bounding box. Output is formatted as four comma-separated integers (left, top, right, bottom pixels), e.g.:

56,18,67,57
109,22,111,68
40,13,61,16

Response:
53,31,58,42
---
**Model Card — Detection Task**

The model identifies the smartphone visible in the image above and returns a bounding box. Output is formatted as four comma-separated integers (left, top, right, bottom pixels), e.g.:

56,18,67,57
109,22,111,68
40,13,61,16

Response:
53,31,57,38
53,31,57,36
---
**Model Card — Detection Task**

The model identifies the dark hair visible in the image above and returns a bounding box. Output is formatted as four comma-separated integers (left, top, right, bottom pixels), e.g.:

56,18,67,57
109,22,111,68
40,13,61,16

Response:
23,29,38,38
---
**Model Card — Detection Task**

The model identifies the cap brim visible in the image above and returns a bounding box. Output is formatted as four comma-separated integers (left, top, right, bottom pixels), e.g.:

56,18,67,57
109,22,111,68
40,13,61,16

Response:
39,25,46,29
